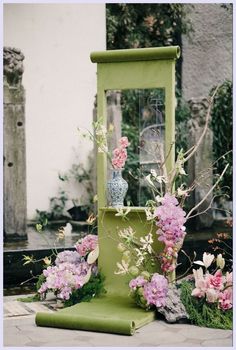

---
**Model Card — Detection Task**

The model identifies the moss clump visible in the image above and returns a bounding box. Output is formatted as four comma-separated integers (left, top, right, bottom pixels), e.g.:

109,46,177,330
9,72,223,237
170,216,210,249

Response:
63,272,106,307
180,280,232,330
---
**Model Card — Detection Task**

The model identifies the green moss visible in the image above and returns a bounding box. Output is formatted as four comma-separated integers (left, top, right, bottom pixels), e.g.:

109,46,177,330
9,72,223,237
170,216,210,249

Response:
63,273,106,307
180,280,232,330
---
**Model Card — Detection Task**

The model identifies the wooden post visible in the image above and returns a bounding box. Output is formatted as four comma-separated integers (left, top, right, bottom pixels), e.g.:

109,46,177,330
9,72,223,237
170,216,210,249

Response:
3,47,27,240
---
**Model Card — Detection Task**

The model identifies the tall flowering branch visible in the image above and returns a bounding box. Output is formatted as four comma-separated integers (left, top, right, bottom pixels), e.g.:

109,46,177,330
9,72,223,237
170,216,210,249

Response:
154,193,186,276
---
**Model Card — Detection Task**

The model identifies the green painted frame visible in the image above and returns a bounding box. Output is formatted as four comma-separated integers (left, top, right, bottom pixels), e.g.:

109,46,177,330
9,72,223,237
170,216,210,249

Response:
91,46,180,286
91,46,180,209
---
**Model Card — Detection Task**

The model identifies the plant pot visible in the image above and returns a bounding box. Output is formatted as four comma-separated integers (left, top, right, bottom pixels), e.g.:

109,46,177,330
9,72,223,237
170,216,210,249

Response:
107,169,128,207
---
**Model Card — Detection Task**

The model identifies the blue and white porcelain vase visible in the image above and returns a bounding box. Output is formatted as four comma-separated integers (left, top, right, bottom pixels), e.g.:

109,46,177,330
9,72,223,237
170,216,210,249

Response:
107,169,128,207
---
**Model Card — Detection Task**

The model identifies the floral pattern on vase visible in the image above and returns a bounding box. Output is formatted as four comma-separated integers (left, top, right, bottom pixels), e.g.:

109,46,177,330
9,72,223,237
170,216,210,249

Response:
107,169,128,207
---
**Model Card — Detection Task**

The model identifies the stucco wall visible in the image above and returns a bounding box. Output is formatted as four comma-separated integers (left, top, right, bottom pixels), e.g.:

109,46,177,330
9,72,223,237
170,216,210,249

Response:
182,4,232,100
4,4,106,219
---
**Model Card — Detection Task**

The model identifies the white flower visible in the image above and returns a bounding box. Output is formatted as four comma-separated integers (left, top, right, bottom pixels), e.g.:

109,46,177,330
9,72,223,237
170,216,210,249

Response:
145,174,154,187
87,245,99,264
95,125,107,136
194,252,215,269
150,169,157,177
114,260,129,275
192,267,204,282
203,252,215,268
115,207,131,217
118,227,135,244
156,175,167,184
155,195,162,203
144,207,155,221
216,254,225,269
140,233,153,254
176,159,187,175
177,187,189,197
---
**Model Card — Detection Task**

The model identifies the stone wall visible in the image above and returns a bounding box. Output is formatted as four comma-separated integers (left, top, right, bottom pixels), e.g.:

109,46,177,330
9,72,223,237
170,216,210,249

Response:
182,4,232,100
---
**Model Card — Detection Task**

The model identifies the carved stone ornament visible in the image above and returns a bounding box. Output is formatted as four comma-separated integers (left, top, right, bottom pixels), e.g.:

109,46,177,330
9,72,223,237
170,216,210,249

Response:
3,47,24,86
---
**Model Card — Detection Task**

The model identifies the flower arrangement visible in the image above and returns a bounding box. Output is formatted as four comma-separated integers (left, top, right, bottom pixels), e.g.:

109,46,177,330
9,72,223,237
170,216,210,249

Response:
80,118,130,170
112,87,232,327
191,252,232,310
179,252,232,329
37,234,102,304
111,136,130,169
21,232,105,307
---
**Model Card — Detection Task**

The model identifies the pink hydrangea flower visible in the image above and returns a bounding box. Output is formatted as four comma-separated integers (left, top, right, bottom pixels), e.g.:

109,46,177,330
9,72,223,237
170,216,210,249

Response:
38,261,88,300
143,273,168,308
75,234,98,257
154,193,186,274
129,276,147,290
155,193,186,246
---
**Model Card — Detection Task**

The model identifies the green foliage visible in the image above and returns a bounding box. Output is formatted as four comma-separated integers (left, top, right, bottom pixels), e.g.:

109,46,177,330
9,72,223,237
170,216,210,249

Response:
36,273,46,292
106,3,193,88
210,80,232,200
18,274,46,303
63,273,106,307
106,3,193,49
180,280,232,330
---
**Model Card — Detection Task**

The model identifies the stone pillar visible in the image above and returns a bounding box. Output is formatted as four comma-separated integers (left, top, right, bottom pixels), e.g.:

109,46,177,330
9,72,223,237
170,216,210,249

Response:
187,97,214,229
3,47,27,240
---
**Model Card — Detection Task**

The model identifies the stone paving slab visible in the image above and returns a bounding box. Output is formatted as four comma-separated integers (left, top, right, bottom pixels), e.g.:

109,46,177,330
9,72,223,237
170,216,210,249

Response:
3,294,233,347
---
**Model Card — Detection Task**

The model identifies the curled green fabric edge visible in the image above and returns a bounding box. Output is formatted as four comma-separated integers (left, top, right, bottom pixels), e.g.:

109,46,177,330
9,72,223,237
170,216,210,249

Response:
35,295,156,335
36,312,135,335
90,46,180,63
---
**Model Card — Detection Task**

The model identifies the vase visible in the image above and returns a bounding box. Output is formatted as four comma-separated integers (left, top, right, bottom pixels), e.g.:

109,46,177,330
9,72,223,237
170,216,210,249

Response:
107,169,128,207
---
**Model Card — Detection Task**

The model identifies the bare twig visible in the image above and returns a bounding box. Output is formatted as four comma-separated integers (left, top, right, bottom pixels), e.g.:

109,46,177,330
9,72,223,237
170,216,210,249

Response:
183,85,220,162
186,164,229,219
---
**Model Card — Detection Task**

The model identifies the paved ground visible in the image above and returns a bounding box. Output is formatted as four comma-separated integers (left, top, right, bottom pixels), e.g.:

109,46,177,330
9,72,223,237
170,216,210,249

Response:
3,294,233,347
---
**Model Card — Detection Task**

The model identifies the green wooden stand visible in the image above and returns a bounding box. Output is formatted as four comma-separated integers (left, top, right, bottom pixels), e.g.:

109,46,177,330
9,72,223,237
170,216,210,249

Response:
36,46,180,335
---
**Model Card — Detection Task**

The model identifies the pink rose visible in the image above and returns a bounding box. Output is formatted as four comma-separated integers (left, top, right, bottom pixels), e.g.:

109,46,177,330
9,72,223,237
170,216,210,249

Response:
207,270,224,290
119,136,130,148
